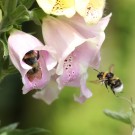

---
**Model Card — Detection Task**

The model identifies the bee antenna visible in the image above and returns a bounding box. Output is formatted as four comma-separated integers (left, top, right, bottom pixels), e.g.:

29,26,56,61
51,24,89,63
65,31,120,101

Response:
93,68,100,73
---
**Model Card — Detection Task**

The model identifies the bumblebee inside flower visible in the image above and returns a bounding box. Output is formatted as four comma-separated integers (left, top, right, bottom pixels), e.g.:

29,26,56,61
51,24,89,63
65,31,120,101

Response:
8,30,57,94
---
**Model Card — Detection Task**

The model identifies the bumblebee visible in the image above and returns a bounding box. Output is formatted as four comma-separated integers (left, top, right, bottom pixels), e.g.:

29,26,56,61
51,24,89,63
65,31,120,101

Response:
92,65,123,94
23,50,42,82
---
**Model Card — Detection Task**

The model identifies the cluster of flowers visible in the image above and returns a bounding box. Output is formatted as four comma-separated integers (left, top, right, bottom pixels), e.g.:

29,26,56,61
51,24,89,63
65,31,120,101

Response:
8,0,111,104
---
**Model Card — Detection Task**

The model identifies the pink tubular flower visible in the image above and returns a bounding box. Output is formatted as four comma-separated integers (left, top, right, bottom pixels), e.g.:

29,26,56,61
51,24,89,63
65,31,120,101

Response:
42,13,112,103
8,30,57,94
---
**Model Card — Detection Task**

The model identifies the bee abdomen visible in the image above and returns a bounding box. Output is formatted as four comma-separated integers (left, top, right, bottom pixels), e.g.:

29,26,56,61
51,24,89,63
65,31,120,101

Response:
110,79,123,92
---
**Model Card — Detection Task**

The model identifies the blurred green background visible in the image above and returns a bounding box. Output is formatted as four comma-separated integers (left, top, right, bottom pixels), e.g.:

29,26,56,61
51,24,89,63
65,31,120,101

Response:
0,0,135,134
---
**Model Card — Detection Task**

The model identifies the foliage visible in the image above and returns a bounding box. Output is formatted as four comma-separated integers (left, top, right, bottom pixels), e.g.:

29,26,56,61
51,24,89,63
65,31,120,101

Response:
0,123,49,135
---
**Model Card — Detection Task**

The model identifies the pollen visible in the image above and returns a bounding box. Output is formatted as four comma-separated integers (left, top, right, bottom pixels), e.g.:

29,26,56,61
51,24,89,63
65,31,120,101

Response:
52,0,74,13
85,0,105,24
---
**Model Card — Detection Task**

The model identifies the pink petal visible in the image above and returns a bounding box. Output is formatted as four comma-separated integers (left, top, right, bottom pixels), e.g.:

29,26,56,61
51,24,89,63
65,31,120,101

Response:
33,77,60,104
42,16,85,72
60,13,112,40
74,73,92,103
56,41,99,102
58,14,112,69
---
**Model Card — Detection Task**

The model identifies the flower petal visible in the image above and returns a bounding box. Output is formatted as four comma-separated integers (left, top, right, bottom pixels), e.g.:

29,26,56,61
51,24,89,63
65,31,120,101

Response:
74,73,92,103
36,45,57,71
60,13,112,40
58,13,112,69
36,0,75,17
42,16,86,74
75,0,106,24
36,0,56,14
56,40,99,102
33,78,59,104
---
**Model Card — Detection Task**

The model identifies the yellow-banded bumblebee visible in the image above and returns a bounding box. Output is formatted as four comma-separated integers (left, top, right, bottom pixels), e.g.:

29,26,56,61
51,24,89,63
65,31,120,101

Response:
23,50,42,82
92,65,123,94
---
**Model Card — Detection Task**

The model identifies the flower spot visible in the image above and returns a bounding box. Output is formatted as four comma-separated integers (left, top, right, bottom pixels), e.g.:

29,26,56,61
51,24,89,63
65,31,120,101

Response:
62,53,80,84
52,0,65,13
72,71,75,74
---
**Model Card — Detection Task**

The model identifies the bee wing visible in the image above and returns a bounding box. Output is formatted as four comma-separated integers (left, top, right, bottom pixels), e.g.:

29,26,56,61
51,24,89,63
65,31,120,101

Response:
109,64,115,73
89,78,108,84
89,80,101,84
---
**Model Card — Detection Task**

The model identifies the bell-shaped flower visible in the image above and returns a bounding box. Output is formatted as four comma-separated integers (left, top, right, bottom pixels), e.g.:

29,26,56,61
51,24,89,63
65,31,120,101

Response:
42,13,111,103
36,0,105,24
8,30,57,94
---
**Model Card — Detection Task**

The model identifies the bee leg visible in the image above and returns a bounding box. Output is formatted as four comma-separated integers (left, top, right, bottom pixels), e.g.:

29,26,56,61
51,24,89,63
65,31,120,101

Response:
112,89,116,95
37,51,40,60
104,82,108,89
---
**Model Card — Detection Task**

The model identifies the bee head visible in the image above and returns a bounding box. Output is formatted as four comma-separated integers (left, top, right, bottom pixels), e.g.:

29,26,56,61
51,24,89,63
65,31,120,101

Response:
97,72,104,79
23,50,40,66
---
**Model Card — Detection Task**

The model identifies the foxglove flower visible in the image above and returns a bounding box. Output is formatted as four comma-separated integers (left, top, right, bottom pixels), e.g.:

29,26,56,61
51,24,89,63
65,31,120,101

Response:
36,0,105,24
42,13,111,103
8,30,57,94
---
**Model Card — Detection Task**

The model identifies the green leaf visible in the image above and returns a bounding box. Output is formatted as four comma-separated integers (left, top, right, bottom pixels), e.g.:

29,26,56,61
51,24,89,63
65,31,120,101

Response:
0,39,8,57
29,8,46,25
0,123,49,135
0,123,18,134
0,1,4,11
19,0,35,9
0,5,29,32
0,17,13,33
0,25,13,33
104,109,132,124
0,65,18,82
3,0,18,16
9,128,50,135
10,5,30,24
